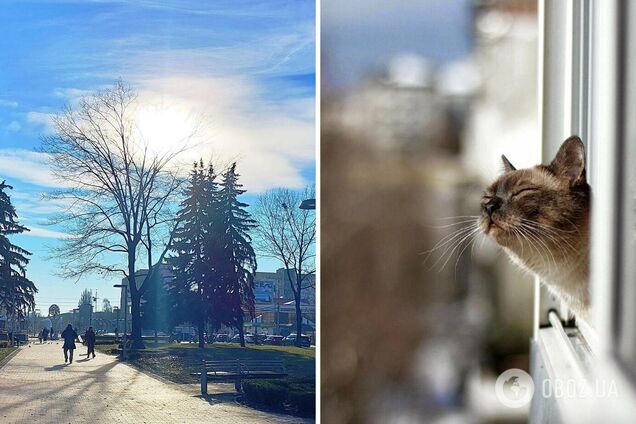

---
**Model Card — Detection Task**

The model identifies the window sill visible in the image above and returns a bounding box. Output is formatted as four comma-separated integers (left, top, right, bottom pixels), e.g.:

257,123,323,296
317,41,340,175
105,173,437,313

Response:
530,312,636,423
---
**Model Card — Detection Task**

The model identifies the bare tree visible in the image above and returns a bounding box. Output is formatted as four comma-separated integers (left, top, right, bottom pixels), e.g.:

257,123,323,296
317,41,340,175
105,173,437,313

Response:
41,81,191,348
253,186,315,347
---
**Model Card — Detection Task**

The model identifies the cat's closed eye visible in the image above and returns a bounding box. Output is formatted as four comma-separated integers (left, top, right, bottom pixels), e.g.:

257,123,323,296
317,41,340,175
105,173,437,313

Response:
510,187,539,198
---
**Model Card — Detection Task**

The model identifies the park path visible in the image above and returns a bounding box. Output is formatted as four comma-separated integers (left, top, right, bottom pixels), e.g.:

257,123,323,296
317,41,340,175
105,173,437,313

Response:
0,342,308,424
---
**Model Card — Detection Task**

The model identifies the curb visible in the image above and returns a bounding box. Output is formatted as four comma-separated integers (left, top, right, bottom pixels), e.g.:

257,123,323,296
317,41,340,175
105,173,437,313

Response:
0,346,21,371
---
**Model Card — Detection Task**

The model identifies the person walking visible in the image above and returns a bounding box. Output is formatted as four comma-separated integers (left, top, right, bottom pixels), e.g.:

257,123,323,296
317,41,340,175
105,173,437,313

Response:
38,329,43,344
84,327,96,359
61,324,79,364
42,327,49,342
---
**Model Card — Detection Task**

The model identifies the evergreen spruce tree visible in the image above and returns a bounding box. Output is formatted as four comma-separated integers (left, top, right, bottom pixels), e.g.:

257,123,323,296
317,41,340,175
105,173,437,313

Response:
0,181,37,323
216,163,257,347
166,162,209,347
201,163,223,331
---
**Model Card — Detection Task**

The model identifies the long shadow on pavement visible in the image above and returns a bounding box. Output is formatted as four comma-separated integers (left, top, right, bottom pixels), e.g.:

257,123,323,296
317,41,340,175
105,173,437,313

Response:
44,364,67,371
196,392,238,406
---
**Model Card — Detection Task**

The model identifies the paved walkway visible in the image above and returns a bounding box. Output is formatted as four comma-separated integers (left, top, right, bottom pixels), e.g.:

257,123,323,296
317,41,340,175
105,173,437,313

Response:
0,342,308,423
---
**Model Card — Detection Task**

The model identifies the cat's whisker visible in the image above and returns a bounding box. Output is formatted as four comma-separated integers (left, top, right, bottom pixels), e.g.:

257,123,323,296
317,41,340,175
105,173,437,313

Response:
519,222,578,255
455,232,479,270
422,224,478,258
519,218,579,234
512,227,524,258
425,224,478,270
517,226,551,273
433,215,481,221
520,225,558,272
517,219,577,250
438,227,481,271
426,219,480,229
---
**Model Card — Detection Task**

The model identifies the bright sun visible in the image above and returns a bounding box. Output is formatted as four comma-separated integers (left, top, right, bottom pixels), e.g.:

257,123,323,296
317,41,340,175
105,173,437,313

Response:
134,104,198,154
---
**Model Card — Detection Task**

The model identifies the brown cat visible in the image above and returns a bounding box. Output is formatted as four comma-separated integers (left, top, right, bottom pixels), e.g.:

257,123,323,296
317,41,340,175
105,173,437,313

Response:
480,136,590,315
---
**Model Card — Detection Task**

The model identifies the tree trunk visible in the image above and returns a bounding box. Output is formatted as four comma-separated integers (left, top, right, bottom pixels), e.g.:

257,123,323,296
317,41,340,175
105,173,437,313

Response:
295,295,303,347
130,293,145,349
198,318,205,349
128,252,145,349
238,319,245,348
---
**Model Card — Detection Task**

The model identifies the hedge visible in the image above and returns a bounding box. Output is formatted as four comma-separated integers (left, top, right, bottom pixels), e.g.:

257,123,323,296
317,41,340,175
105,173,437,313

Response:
289,389,315,417
243,379,315,416
243,381,289,409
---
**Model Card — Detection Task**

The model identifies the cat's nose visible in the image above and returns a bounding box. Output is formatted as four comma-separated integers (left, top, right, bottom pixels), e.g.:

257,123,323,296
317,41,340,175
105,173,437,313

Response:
484,197,503,216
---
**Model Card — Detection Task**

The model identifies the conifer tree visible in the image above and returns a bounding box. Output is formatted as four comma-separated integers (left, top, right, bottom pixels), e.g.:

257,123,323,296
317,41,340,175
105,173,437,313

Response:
0,181,37,323
167,161,215,348
216,163,257,347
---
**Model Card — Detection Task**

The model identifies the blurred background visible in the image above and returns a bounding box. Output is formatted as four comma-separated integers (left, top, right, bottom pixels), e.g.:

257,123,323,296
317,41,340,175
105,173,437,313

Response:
321,0,538,423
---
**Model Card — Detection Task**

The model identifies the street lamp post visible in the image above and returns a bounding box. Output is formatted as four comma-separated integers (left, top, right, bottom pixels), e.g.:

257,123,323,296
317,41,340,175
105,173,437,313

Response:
113,284,128,361
113,307,120,337
299,198,316,210
276,296,284,336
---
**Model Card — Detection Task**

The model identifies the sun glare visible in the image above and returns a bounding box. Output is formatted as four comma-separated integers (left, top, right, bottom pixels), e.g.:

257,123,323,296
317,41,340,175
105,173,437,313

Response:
134,104,198,154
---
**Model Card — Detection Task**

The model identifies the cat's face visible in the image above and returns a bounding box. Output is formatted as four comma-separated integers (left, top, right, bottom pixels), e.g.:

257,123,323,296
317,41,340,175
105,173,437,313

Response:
480,136,590,252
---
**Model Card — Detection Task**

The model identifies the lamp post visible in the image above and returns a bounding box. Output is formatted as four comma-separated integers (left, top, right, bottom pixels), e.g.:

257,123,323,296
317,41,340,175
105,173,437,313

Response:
113,284,128,361
276,296,285,336
113,307,120,338
299,198,316,210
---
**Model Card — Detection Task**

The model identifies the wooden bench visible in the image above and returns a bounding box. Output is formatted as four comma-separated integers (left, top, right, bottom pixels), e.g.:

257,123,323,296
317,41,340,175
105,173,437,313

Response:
13,333,28,346
191,359,288,394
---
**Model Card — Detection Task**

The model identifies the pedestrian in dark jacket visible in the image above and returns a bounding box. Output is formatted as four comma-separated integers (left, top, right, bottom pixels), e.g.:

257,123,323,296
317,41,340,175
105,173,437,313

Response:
61,324,79,364
84,327,96,359
42,327,49,342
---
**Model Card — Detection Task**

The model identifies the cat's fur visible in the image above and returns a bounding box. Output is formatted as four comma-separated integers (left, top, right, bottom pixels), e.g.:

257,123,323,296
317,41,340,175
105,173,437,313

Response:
480,136,590,315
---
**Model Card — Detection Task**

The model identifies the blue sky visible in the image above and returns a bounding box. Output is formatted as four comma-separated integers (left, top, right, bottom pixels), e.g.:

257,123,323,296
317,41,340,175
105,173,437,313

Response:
322,0,472,88
0,0,315,313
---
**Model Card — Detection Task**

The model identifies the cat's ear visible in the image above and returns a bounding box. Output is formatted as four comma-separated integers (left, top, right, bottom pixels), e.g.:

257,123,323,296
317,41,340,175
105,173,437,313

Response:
501,155,516,172
550,136,586,183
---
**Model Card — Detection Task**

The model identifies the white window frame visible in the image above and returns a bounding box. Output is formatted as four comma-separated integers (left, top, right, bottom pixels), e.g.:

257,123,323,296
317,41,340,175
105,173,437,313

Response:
531,0,636,422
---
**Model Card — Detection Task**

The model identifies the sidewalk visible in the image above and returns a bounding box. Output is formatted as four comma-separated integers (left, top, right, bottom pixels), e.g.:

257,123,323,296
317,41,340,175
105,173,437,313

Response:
0,342,308,424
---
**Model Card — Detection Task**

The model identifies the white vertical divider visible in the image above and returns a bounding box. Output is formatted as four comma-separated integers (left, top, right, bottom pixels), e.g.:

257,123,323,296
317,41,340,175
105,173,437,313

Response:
590,0,619,354
537,0,572,333
534,0,546,340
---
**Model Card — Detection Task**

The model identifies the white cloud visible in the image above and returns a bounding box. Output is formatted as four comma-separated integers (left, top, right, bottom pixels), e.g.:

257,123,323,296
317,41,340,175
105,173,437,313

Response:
0,99,18,108
17,75,314,193
12,192,70,216
6,121,21,132
26,111,56,132
24,226,70,239
0,149,64,188
134,75,315,192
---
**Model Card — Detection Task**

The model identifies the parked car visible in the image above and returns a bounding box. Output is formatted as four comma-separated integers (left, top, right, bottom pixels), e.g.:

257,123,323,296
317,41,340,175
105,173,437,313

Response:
214,334,229,343
283,333,311,347
264,335,284,345
229,334,257,344
170,332,196,343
